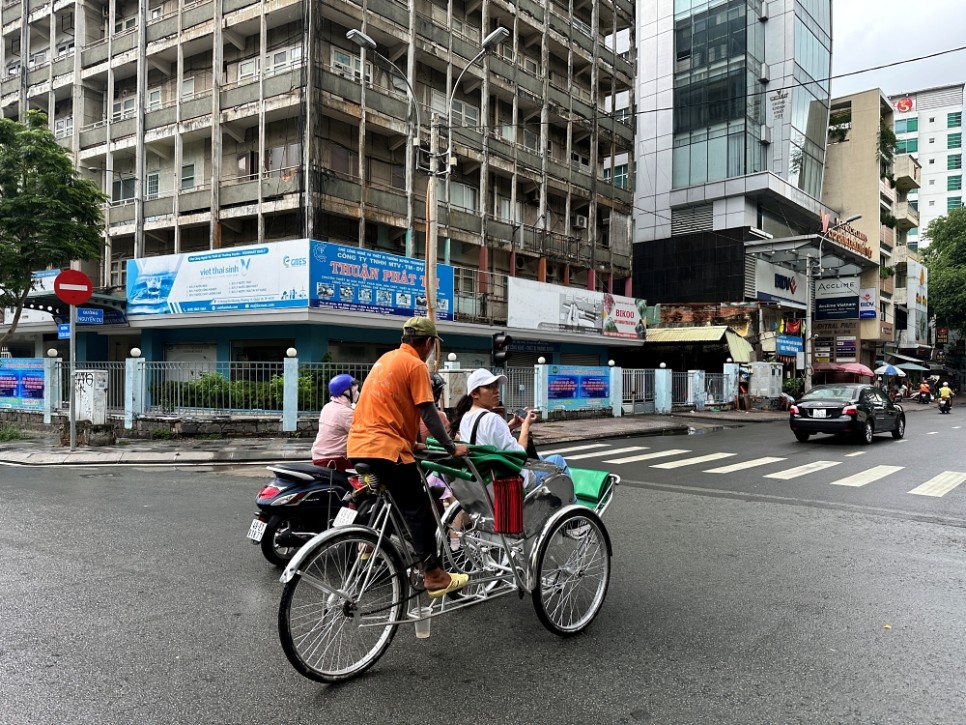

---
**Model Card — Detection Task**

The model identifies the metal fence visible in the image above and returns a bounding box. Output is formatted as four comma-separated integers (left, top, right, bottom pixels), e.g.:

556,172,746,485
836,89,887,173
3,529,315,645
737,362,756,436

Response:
144,361,285,415
296,362,373,414
705,373,729,406
502,366,536,412
622,368,655,404
672,371,690,405
54,361,125,413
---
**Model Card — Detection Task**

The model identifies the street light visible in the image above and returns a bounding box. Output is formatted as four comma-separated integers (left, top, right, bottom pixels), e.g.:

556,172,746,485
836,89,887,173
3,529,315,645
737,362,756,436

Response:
426,26,510,326
804,213,862,392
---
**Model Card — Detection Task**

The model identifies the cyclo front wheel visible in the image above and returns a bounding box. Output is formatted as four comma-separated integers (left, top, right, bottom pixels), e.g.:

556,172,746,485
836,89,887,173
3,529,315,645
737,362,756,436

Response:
278,530,408,683
532,509,611,637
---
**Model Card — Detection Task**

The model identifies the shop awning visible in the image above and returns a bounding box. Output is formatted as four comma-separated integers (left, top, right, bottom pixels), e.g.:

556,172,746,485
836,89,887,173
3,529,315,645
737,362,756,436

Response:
886,351,931,365
645,326,754,362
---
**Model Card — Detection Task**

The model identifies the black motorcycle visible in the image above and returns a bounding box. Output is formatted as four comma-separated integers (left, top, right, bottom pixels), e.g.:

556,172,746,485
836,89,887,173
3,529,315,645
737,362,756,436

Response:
939,397,952,414
247,463,354,566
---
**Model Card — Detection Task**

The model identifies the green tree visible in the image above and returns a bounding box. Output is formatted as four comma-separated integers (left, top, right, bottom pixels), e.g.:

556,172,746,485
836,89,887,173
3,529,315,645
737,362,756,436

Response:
921,206,966,334
0,110,106,345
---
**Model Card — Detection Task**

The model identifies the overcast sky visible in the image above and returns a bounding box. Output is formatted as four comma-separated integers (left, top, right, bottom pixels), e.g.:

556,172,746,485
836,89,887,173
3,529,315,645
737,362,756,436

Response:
831,0,966,99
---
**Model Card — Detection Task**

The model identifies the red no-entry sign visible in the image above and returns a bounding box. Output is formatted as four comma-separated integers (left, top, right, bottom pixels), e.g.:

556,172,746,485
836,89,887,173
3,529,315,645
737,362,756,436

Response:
54,269,94,306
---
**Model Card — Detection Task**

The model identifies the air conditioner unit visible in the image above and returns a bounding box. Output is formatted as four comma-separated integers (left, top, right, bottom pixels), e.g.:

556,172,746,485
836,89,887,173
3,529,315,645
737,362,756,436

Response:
759,2,769,21
759,64,770,84
572,214,588,229
760,125,773,145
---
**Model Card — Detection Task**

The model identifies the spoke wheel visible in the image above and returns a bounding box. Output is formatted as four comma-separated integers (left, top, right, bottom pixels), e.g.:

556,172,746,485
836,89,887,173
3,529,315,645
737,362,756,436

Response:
261,516,300,567
532,510,610,637
278,531,407,683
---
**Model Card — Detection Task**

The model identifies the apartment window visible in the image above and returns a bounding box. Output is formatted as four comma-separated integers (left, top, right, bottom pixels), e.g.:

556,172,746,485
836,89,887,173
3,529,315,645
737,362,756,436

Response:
522,129,539,152
446,180,479,211
949,112,962,128
329,144,358,176
145,172,160,199
950,132,962,150
331,48,370,81
895,118,918,134
147,87,162,111
265,142,302,176
929,159,935,165
432,90,479,128
110,259,127,287
604,164,630,190
929,117,935,123
114,16,137,33
238,58,258,81
56,41,74,58
112,96,136,120
181,77,195,100
928,138,935,144
181,164,195,191
948,196,962,212
27,49,48,68
149,5,163,20
6,60,20,76
53,117,73,139
896,138,918,154
111,176,136,202
571,152,590,171
948,175,962,192
522,56,539,75
949,154,962,170
266,45,301,75
237,151,258,180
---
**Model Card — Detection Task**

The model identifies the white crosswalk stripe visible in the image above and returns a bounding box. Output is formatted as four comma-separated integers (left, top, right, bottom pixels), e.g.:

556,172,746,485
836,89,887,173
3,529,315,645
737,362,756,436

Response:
908,472,966,497
764,460,841,480
566,446,647,461
830,465,904,487
651,452,736,469
540,443,610,456
705,456,786,473
604,449,690,464
845,451,866,457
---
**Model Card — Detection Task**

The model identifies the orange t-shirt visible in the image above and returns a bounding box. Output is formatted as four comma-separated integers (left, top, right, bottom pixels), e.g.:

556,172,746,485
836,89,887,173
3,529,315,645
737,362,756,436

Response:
347,344,433,464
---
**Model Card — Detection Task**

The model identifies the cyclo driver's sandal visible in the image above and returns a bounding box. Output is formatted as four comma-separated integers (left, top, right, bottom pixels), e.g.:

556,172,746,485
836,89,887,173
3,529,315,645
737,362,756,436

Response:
426,572,469,598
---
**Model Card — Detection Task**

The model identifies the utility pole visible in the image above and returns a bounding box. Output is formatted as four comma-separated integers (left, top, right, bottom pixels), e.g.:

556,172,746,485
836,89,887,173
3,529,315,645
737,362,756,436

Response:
425,112,440,325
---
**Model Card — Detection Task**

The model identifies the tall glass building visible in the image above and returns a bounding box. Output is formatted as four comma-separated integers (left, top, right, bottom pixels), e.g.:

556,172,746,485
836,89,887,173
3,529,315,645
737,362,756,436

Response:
634,0,843,308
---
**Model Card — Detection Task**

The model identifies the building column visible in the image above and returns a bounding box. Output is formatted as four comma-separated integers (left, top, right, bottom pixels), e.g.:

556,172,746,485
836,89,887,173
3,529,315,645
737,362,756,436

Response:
587,268,596,291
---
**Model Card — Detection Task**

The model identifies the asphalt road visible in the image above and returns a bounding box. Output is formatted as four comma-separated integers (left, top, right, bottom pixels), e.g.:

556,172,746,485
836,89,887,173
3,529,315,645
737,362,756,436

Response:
2,414,966,724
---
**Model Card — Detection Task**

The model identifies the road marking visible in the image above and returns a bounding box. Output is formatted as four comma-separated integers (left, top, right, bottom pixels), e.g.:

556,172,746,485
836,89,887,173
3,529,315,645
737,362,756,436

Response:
954,426,962,430
652,452,736,469
705,456,786,473
605,449,690,464
764,460,841,480
567,446,647,461
540,443,610,455
927,431,939,435
845,451,866,457
896,439,909,443
908,472,966,497
830,465,904,487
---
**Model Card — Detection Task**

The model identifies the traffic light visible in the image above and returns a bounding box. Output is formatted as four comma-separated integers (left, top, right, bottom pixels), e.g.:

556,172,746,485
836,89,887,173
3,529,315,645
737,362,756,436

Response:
491,332,513,367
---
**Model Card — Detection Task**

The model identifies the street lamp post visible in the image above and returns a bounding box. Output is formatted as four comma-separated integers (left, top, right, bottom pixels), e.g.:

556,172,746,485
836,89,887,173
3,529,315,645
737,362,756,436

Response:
804,213,862,392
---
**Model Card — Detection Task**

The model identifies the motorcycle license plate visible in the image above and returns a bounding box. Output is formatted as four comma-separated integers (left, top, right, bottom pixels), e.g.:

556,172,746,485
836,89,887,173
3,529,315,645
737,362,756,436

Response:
332,507,358,528
813,409,826,418
247,518,267,542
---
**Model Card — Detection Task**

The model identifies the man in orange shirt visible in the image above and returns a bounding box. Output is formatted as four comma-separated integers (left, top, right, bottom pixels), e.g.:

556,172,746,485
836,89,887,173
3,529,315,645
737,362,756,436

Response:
348,316,470,597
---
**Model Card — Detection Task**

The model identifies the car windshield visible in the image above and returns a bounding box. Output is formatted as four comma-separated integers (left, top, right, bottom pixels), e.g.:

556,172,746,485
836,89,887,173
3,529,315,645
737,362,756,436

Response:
800,386,858,402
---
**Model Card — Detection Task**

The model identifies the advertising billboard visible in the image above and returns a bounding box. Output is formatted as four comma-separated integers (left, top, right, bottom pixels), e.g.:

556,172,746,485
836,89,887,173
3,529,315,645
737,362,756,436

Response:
906,262,929,344
858,288,877,319
755,260,807,307
815,277,859,320
507,278,652,339
309,241,454,321
546,365,611,411
0,358,45,410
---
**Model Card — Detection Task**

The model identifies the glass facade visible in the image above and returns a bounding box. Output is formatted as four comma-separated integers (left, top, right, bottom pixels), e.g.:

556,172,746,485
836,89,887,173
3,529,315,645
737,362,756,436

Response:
671,0,765,188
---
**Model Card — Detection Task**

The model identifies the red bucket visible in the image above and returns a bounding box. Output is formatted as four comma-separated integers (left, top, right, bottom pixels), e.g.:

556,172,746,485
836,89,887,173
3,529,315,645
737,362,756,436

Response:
492,475,525,536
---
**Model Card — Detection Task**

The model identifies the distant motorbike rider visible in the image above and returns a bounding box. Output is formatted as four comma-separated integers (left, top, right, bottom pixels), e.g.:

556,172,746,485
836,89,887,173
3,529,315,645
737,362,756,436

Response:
938,381,954,408
311,374,359,471
918,380,931,404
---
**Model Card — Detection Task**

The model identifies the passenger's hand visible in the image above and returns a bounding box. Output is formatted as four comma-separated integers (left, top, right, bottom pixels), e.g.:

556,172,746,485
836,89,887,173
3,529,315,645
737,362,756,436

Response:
414,441,427,451
452,443,470,457
525,409,539,424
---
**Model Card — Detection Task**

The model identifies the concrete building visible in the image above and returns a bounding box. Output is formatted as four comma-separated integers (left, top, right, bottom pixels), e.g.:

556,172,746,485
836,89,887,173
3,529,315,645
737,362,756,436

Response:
0,0,636,365
822,88,925,368
630,0,876,364
889,84,965,249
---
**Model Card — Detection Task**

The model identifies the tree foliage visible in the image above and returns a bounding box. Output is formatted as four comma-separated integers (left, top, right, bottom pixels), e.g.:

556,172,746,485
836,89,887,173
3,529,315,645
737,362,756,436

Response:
0,110,107,345
921,206,966,335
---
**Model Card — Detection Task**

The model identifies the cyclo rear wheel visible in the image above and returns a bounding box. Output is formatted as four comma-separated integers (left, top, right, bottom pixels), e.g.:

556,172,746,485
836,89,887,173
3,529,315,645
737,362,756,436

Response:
278,530,407,683
532,509,610,636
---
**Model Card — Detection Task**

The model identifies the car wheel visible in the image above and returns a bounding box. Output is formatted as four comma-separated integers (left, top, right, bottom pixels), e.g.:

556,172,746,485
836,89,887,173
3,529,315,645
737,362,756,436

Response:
892,415,906,439
794,432,810,442
858,420,874,445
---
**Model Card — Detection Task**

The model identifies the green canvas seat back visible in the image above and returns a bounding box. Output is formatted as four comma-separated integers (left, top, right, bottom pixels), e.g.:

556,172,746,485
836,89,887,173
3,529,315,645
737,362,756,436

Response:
569,467,612,507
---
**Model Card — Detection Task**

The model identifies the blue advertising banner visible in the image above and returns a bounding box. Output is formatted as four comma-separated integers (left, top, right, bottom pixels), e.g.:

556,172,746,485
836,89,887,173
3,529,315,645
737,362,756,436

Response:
126,239,309,315
776,334,804,356
546,365,610,411
0,358,45,410
309,241,454,321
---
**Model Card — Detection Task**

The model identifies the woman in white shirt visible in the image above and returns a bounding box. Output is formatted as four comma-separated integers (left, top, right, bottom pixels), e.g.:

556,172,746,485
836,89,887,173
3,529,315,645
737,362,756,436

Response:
453,368,569,489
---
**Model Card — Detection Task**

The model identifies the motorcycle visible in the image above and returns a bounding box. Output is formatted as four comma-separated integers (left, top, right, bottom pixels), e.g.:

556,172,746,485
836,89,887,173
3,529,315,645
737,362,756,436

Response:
918,391,931,404
247,463,355,566
939,397,952,414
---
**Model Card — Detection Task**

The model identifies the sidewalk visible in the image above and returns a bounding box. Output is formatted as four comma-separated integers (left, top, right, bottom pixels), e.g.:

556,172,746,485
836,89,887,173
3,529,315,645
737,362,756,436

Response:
0,404,935,467
0,408,788,466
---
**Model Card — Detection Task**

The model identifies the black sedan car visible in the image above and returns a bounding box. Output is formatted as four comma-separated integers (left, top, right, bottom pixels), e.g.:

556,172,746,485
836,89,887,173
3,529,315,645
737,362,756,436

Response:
789,384,906,444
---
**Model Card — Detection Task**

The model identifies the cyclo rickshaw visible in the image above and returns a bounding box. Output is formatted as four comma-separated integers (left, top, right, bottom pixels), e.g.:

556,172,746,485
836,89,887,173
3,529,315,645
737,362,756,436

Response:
276,441,619,683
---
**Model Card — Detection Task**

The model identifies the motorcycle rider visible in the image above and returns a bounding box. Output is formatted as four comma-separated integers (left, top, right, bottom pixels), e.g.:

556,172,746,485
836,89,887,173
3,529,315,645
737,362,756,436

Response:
918,380,931,404
938,381,954,409
311,374,359,471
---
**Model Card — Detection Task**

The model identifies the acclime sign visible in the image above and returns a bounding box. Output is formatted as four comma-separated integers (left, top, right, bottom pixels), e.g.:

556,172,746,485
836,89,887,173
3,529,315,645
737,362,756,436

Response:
826,222,873,260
